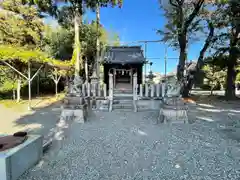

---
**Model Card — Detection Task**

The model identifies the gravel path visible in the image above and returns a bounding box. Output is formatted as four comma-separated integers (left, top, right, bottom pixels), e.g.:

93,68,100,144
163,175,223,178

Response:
19,109,240,180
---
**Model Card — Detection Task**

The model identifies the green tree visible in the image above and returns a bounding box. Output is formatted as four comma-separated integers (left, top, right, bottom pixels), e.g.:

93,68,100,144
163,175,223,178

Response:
90,0,123,76
43,26,74,60
222,0,240,99
202,64,226,95
25,0,123,77
207,0,240,99
158,0,205,82
0,0,44,49
0,0,45,101
158,1,217,96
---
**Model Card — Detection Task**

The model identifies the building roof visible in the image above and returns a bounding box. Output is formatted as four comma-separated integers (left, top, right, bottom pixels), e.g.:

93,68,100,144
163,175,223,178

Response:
102,46,145,64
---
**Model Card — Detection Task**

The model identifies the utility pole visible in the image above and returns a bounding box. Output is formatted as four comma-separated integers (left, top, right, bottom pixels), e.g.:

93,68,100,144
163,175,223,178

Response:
164,46,167,82
144,42,147,84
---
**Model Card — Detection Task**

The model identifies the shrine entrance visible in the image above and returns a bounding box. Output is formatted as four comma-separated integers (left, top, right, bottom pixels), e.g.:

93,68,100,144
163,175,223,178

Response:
109,67,137,90
102,46,145,91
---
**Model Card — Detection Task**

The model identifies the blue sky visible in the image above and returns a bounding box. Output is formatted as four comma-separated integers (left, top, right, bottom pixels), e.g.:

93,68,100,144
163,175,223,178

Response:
46,0,205,74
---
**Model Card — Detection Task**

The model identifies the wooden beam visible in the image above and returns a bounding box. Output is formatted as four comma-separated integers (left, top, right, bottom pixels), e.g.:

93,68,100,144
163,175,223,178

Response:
2,61,28,80
28,61,31,110
30,65,44,82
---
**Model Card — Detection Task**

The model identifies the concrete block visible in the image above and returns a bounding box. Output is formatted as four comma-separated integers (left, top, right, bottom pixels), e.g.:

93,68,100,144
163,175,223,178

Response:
0,135,43,180
73,104,87,123
137,100,161,110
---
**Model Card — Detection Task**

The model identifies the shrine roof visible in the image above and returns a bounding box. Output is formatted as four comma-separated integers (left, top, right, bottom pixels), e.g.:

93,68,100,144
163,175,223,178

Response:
102,46,145,64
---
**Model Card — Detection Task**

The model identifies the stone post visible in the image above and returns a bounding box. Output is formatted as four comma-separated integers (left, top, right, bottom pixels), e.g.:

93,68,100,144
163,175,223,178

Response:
133,73,138,112
90,71,99,109
109,73,113,112
161,81,166,98
140,84,143,98
156,83,160,98
145,84,149,97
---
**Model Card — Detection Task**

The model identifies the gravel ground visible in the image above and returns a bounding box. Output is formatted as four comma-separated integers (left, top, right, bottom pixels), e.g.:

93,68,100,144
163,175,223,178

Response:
0,103,62,143
18,108,240,180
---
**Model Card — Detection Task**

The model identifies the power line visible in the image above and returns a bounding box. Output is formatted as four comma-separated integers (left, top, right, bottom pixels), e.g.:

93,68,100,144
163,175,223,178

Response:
107,40,162,45
147,57,178,60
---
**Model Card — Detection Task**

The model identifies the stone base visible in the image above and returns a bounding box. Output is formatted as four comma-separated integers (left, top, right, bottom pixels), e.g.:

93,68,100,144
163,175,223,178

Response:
159,109,188,124
73,108,87,123
95,99,109,111
0,135,43,180
63,104,88,123
137,100,162,110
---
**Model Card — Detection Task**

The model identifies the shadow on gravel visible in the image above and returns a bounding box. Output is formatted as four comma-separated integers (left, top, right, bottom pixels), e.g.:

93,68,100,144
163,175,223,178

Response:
13,101,63,143
190,96,240,142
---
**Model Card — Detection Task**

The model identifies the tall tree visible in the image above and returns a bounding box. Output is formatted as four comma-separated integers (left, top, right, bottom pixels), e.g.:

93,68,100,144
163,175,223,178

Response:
25,0,123,78
87,0,123,77
158,0,205,82
0,0,45,101
223,0,240,99
208,0,240,99
0,0,44,49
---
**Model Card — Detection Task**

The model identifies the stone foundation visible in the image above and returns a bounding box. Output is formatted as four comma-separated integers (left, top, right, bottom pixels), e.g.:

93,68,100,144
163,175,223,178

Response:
62,96,89,123
137,100,162,110
0,135,43,180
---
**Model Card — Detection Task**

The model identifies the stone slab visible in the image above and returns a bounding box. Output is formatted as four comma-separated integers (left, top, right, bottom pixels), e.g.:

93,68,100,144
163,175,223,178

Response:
0,135,43,180
73,108,87,123
137,100,161,110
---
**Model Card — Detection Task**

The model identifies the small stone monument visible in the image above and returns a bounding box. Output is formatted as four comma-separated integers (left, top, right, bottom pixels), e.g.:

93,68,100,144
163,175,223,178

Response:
90,70,99,109
62,74,87,123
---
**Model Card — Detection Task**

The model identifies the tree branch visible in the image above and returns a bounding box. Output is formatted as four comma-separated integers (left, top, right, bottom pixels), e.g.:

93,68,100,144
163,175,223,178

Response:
183,0,204,34
196,21,215,71
169,0,179,8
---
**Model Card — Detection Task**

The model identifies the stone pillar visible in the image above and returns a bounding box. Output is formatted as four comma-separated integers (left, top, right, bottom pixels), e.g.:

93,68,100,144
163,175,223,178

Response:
133,73,138,112
108,73,113,112
113,68,116,88
90,70,99,109
161,81,166,98
130,69,133,85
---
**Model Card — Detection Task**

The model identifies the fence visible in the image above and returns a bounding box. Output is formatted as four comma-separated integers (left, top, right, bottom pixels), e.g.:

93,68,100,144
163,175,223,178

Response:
69,82,108,98
69,73,166,100
133,73,165,99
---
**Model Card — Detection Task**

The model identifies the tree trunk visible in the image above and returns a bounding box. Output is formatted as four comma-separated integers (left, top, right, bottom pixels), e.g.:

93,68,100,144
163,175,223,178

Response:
181,22,215,97
55,81,58,97
177,34,187,81
85,58,88,82
37,74,40,96
225,34,238,99
225,58,236,99
12,89,15,100
96,3,100,76
16,79,21,102
74,6,83,77
210,86,213,96
177,33,188,97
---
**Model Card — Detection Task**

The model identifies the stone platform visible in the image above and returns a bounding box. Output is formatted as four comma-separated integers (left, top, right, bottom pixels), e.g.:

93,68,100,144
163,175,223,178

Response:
0,135,43,180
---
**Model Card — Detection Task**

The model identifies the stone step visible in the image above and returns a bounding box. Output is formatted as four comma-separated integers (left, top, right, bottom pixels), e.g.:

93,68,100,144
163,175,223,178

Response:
113,103,133,109
99,107,109,111
114,90,133,94
113,99,133,104
112,98,133,110
114,93,133,99
112,109,133,112
114,91,133,94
